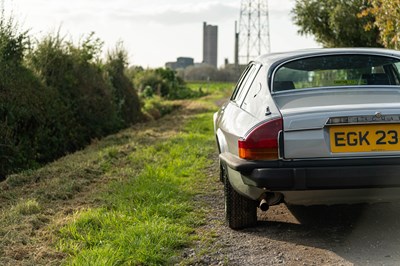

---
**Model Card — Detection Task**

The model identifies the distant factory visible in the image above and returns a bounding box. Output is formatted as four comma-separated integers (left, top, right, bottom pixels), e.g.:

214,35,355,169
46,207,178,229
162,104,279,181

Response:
166,0,271,72
202,22,218,68
165,57,194,70
165,21,218,70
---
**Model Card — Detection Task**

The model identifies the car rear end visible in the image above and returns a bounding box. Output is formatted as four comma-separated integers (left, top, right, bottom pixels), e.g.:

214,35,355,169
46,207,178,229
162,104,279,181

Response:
267,88,400,205
268,52,400,205
218,49,400,229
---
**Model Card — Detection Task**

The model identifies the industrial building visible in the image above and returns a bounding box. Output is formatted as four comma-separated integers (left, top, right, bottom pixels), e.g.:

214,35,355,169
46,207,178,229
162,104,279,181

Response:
165,22,218,70
203,22,218,68
165,57,194,70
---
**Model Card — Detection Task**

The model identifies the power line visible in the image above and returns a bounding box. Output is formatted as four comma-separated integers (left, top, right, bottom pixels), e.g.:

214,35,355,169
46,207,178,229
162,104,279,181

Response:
238,0,271,64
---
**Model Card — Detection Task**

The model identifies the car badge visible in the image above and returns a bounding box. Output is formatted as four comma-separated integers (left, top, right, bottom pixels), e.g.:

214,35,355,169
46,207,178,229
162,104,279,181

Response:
375,112,382,119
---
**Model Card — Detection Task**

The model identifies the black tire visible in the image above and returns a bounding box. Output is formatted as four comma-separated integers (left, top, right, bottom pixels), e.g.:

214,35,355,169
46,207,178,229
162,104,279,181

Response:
219,162,224,183
223,168,257,229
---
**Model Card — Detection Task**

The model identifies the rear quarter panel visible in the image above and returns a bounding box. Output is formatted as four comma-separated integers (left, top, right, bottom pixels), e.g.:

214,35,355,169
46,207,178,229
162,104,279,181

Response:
215,64,281,156
216,103,259,155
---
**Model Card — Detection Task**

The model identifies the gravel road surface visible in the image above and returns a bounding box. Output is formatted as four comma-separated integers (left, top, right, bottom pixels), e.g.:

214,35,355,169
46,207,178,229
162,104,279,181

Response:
182,158,400,266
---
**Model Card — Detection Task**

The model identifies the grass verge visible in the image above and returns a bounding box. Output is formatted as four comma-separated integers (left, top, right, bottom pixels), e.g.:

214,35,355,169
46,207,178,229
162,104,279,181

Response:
0,82,234,265
58,112,215,265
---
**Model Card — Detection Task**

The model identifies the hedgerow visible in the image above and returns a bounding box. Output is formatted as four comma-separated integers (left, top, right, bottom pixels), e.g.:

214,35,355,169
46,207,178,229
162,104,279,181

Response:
0,11,208,178
0,20,143,177
104,43,142,126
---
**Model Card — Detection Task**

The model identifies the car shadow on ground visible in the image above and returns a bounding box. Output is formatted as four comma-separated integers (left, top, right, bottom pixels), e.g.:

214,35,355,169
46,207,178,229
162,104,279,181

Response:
251,203,400,265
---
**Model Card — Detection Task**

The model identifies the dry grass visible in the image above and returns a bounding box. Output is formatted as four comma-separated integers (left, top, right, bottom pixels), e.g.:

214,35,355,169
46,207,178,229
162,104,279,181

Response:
0,96,222,265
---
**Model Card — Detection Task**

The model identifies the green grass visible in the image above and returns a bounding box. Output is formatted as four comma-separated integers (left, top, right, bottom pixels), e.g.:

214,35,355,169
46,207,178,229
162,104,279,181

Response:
187,82,235,95
57,110,217,265
141,96,179,120
0,82,230,265
12,199,41,215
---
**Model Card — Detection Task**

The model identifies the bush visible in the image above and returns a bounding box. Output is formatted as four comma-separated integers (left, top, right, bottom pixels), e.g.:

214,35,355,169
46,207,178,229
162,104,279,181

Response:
142,96,176,120
131,69,164,96
1,28,143,177
0,16,47,176
28,34,114,150
129,67,201,100
28,33,120,142
105,43,142,126
0,66,53,174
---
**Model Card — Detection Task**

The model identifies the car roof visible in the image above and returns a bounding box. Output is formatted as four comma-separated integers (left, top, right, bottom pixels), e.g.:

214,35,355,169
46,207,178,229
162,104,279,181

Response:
254,48,400,66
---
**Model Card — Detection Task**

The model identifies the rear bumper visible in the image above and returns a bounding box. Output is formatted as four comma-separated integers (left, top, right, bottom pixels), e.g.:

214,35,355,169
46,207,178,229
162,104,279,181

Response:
220,152,400,191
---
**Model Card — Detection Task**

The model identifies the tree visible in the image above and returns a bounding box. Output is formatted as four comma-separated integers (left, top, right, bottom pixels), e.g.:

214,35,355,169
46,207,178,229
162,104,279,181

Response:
359,0,400,49
292,0,381,48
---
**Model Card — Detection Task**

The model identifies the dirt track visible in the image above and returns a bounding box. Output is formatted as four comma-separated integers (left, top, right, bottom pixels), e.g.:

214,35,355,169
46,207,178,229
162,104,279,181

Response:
182,157,400,266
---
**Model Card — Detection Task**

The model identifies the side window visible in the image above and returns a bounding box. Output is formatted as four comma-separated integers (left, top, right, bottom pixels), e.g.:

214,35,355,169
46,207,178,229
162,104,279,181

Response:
230,65,251,100
391,62,400,85
242,69,266,117
231,64,258,104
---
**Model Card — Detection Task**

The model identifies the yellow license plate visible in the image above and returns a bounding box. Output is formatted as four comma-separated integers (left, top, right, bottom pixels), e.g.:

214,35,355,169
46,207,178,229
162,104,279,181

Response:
330,124,400,153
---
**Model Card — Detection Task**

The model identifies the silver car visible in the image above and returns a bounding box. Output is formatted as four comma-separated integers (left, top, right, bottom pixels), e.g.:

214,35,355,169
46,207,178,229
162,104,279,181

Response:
214,48,400,229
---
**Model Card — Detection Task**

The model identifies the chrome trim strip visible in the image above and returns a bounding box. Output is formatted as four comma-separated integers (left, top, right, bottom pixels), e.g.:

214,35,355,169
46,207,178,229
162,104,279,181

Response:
326,114,400,125
284,115,400,132
284,127,323,132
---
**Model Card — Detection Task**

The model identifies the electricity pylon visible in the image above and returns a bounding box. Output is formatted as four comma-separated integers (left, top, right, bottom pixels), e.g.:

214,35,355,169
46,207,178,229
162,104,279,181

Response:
237,0,271,64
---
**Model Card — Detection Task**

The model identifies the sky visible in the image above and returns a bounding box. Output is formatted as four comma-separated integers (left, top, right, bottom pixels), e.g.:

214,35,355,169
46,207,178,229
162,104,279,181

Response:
5,0,320,68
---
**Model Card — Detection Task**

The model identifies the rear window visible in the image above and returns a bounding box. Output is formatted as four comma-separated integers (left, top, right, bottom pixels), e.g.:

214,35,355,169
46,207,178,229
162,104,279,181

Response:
272,54,400,92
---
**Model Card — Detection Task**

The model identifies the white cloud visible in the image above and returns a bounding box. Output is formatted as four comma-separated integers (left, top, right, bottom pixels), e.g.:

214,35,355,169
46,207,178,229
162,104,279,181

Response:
6,0,319,67
109,2,239,25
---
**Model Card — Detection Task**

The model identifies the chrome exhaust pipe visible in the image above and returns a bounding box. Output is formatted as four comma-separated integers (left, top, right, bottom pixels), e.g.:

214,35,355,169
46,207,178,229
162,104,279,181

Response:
259,192,283,212
259,198,269,211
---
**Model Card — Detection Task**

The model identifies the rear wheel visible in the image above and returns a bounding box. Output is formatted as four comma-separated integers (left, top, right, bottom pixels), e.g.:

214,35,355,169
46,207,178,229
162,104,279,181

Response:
219,161,224,183
223,166,257,229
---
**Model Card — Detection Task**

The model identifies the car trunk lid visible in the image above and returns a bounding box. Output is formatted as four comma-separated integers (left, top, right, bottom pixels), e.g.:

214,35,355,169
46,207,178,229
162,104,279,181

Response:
273,88,400,159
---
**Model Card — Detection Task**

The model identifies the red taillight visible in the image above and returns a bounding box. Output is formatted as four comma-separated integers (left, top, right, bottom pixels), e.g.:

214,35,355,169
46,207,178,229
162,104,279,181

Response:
238,118,283,160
